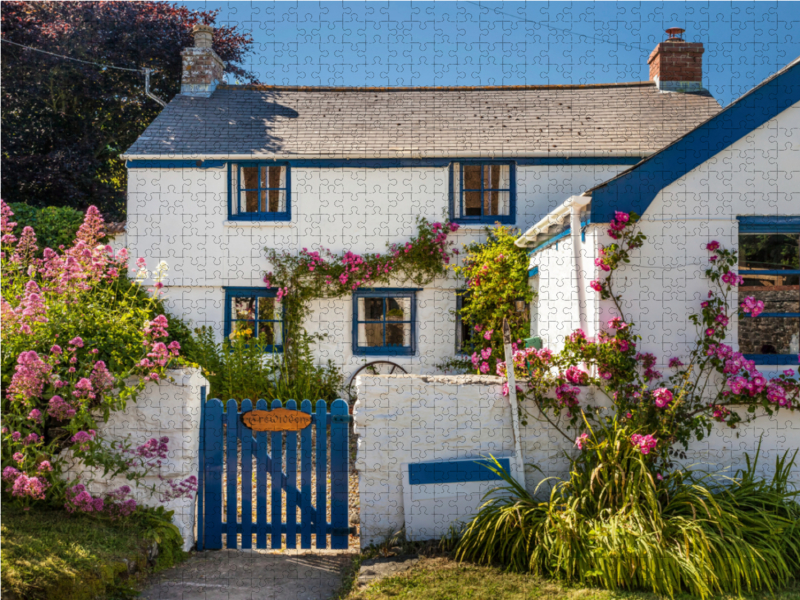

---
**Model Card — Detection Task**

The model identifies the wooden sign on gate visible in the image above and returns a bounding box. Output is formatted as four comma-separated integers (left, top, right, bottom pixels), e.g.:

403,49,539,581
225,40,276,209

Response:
242,408,311,432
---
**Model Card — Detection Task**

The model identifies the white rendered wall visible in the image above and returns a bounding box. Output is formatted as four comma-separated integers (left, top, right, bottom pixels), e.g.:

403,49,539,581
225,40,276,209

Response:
532,101,800,372
355,374,800,547
61,368,208,551
126,163,631,381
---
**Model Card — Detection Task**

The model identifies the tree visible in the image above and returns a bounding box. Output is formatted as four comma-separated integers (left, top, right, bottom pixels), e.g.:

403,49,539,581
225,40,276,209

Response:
1,1,256,219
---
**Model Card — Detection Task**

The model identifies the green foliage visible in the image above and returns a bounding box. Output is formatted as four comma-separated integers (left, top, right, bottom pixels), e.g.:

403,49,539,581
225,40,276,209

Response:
456,421,800,599
449,225,534,373
193,327,343,403
7,203,88,254
0,504,186,600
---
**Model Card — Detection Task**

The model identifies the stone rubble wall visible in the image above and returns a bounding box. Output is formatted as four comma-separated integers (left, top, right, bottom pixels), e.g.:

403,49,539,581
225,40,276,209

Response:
354,373,800,548
61,368,208,552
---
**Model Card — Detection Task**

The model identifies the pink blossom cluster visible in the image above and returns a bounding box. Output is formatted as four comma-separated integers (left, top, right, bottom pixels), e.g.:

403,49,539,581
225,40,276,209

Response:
607,211,630,240
565,366,588,385
740,295,765,317
635,352,661,382
653,388,673,408
6,350,52,405
160,475,198,502
65,483,106,513
575,433,589,450
594,247,611,272
48,395,77,420
71,429,97,451
721,270,744,287
556,383,581,409
103,485,138,518
1,200,18,246
710,404,731,421
631,433,658,455
495,347,551,378
2,467,50,500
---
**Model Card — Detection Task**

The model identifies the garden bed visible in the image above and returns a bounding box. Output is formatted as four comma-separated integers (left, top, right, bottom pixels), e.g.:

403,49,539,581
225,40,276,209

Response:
1,504,186,600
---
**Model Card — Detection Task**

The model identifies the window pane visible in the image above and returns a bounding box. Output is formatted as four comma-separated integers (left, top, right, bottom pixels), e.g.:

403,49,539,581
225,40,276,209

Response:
386,322,411,347
231,321,255,340
257,296,279,322
260,189,286,213
242,166,259,189
257,321,283,346
738,273,799,355
232,296,256,321
386,297,410,321
739,233,800,270
463,165,481,190
358,323,385,347
359,297,384,321
484,190,510,216
483,164,509,189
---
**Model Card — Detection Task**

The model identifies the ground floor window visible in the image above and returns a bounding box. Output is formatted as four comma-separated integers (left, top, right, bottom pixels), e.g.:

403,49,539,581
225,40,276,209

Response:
224,287,284,350
353,289,416,355
737,217,800,364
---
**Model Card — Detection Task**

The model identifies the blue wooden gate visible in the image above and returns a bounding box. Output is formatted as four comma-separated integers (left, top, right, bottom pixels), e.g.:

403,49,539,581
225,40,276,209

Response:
197,389,351,550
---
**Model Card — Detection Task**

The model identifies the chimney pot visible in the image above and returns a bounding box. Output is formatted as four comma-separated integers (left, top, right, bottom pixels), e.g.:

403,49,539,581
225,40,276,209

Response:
193,24,213,48
648,28,704,93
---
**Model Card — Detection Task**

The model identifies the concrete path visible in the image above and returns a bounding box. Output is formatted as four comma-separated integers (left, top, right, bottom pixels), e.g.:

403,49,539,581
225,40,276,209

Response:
140,549,352,600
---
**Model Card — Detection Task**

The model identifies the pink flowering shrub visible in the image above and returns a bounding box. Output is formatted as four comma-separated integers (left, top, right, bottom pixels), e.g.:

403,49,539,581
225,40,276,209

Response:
511,212,799,466
1,200,185,508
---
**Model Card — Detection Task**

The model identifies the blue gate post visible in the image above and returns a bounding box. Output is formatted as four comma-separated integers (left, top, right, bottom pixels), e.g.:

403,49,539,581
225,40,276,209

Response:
270,399,283,549
315,400,328,549
240,399,254,549
300,400,313,548
330,399,349,549
285,400,298,549
225,399,239,549
203,398,224,549
255,399,269,548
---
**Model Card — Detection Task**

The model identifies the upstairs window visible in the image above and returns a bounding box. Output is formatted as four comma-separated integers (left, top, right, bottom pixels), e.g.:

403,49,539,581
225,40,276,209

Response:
224,287,284,351
737,217,800,364
451,162,515,224
229,163,290,221
353,289,416,355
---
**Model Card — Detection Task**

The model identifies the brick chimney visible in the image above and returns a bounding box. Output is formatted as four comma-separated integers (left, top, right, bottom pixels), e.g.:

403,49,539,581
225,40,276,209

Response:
181,24,225,97
648,28,704,93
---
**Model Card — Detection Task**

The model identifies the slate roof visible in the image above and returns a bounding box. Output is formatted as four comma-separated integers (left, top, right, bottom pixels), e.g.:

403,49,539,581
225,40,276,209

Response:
125,82,721,159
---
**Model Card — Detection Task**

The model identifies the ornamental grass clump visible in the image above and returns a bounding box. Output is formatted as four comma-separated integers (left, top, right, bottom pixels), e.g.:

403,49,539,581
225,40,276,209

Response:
456,422,800,598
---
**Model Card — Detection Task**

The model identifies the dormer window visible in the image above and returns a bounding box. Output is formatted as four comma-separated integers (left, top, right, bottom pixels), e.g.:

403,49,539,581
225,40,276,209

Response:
229,163,291,221
450,162,515,224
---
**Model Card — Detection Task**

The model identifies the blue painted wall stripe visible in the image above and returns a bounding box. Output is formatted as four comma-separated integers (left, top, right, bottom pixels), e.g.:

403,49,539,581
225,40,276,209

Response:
409,458,511,485
591,62,800,223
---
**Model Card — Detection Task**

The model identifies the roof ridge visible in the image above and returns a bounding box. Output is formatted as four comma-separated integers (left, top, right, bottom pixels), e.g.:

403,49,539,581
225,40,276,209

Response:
217,81,655,93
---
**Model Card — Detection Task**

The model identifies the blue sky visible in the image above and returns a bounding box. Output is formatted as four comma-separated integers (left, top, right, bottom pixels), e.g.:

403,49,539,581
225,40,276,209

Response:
180,1,800,106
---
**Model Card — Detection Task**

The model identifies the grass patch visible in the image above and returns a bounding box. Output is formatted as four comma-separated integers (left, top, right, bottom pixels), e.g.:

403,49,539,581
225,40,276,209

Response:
345,556,800,600
1,504,186,600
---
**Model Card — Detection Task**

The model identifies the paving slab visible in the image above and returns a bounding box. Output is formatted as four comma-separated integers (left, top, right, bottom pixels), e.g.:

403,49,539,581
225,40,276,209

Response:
140,549,352,600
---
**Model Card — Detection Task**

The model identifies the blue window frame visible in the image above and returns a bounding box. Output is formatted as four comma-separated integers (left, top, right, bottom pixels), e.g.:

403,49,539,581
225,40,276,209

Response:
352,289,417,355
450,162,515,224
228,163,291,221
224,287,284,351
737,217,800,365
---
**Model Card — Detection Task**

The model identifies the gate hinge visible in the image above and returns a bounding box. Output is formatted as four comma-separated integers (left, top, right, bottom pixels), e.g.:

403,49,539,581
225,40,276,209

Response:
331,526,358,536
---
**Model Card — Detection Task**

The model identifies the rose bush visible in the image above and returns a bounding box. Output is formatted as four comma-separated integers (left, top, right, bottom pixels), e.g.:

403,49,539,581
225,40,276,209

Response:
1,200,195,511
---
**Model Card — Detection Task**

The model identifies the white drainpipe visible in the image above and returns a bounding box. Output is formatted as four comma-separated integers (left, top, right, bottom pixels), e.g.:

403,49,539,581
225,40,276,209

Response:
569,195,592,334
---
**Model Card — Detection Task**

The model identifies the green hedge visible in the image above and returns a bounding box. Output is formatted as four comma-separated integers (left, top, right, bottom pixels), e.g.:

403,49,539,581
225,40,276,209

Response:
7,204,92,253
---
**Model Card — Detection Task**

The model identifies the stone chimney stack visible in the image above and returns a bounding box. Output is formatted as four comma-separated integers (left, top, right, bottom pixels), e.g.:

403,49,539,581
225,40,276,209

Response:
648,28,704,93
181,24,225,97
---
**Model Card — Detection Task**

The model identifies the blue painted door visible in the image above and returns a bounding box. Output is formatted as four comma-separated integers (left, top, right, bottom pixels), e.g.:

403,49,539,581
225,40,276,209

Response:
197,393,351,550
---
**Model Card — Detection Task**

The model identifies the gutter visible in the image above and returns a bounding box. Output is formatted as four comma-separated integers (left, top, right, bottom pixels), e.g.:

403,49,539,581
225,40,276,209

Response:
120,151,651,161
514,193,591,249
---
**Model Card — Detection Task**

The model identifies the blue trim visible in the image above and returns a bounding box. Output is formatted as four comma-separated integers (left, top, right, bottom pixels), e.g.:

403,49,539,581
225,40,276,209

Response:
223,287,285,351
747,312,800,318
127,157,643,169
745,354,798,366
352,288,417,356
409,458,510,485
738,216,800,234
126,159,226,169
591,62,800,222
452,162,516,225
528,266,539,277
740,270,800,276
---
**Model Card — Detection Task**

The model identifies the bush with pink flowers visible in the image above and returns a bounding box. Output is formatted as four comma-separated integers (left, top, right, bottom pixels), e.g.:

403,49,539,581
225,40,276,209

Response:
0,200,192,509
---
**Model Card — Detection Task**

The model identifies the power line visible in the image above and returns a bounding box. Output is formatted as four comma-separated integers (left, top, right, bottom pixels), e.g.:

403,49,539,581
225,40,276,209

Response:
465,2,650,53
1,38,147,73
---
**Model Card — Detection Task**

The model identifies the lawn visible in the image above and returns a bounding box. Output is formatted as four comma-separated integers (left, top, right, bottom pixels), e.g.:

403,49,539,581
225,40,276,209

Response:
344,556,800,600
1,504,185,600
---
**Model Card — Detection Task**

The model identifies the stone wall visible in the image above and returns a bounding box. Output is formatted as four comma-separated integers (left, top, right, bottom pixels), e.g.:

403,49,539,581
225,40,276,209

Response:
354,373,800,548
61,368,208,551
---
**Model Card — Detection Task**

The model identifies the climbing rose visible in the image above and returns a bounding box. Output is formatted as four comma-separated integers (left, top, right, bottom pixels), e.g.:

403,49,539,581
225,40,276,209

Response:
631,434,658,455
653,388,673,408
705,241,720,251
575,433,589,450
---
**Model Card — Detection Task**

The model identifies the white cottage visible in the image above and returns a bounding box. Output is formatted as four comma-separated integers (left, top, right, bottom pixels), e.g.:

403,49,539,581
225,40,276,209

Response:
121,24,724,379
517,57,800,373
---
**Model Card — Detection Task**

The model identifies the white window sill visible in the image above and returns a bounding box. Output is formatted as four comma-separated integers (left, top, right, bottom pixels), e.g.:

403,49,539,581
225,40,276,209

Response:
223,220,294,228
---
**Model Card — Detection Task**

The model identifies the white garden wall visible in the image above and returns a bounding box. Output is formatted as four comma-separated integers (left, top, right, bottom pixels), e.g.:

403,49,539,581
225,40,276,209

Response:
61,368,208,552
354,374,800,548
126,163,631,379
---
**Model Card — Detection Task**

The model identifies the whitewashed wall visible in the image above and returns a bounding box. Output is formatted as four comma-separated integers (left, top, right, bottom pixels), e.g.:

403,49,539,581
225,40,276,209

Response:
354,374,800,547
533,100,800,372
126,163,630,379
61,368,208,551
